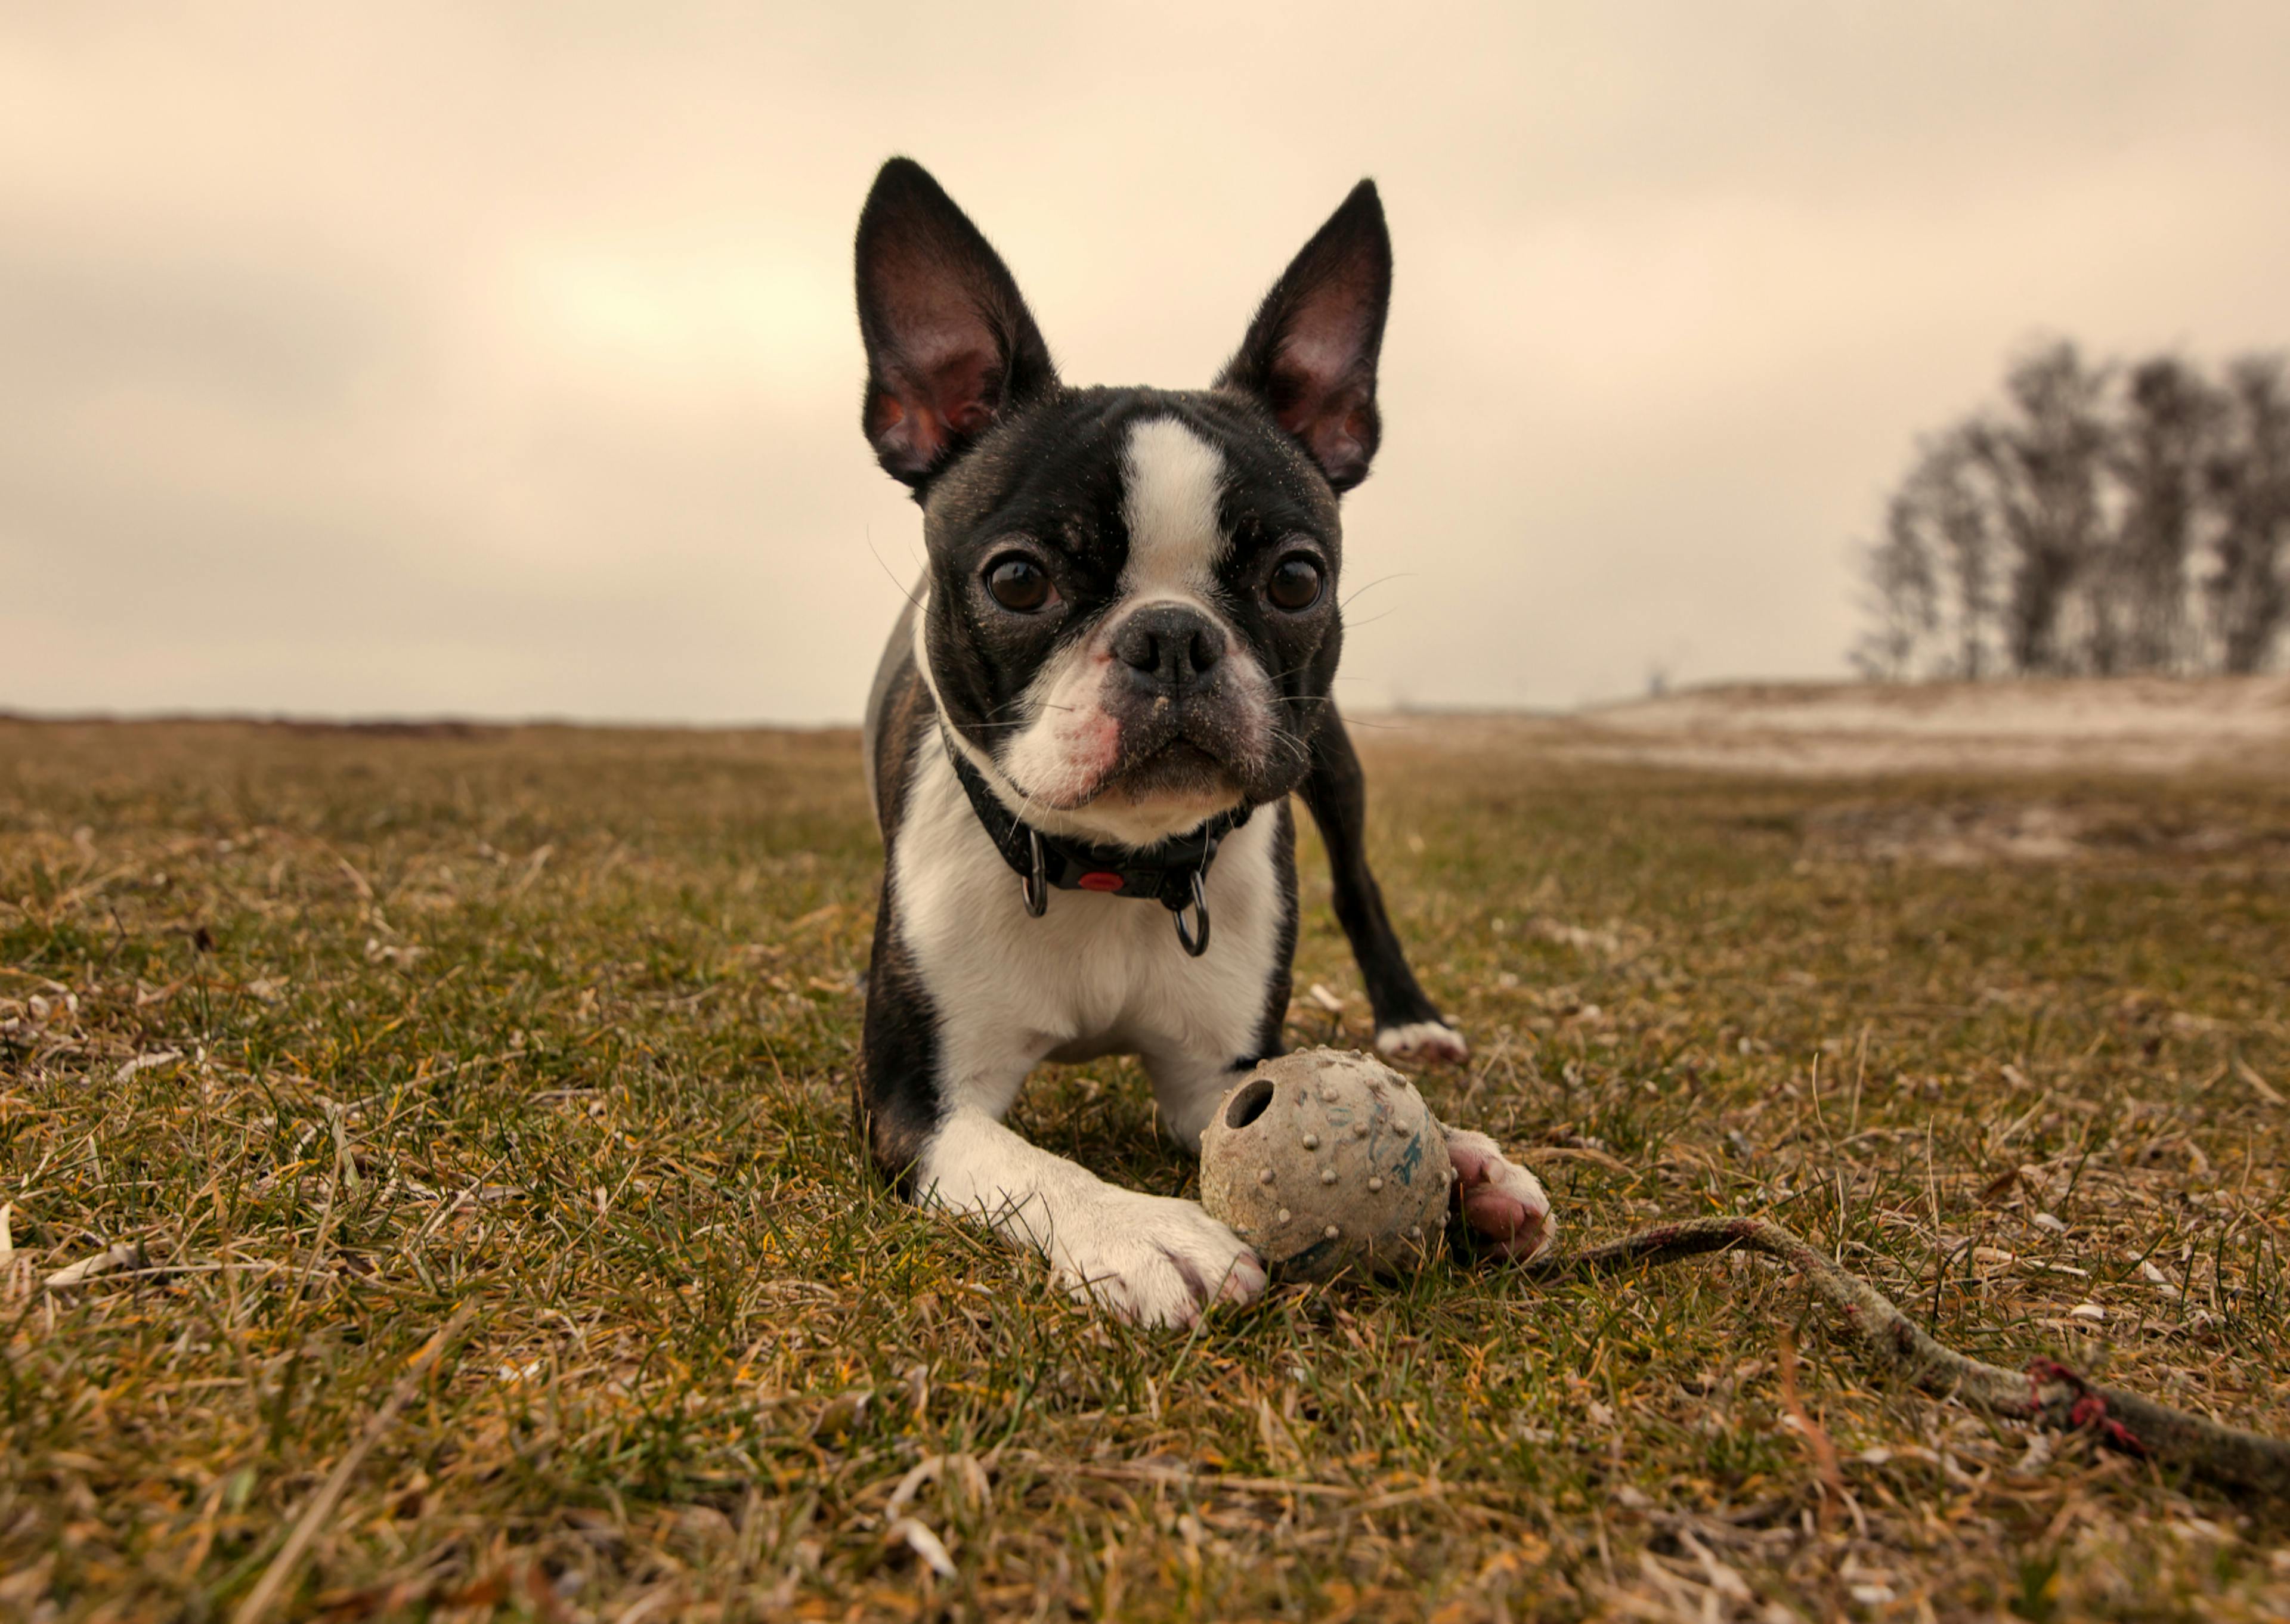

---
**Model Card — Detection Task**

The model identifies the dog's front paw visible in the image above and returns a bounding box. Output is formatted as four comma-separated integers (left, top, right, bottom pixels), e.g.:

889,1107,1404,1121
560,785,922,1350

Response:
1376,1019,1470,1066
1443,1128,1554,1262
1051,1194,1267,1329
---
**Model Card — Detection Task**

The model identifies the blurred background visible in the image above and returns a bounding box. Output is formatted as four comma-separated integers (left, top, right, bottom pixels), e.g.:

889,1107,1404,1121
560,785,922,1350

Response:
3,2,2285,724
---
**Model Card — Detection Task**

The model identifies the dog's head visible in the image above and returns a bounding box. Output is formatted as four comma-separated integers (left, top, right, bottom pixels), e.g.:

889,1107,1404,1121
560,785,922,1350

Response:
855,158,1390,848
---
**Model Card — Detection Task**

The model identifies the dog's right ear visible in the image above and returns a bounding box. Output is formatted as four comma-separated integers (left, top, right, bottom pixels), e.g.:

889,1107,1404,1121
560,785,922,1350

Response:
855,159,1057,489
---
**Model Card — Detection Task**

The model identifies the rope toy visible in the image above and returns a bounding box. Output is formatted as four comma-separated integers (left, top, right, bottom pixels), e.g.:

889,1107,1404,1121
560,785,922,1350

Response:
1523,1214,2290,1499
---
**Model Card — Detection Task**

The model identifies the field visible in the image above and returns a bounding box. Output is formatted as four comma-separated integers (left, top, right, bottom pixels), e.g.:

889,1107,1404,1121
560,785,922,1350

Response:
4,703,2288,1622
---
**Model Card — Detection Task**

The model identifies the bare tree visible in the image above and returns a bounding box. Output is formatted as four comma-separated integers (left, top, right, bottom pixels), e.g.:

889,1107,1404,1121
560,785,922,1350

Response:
1917,429,2000,678
2112,356,2219,672
1963,342,2112,675
1853,341,2288,681
2206,354,2290,673
1849,485,1938,680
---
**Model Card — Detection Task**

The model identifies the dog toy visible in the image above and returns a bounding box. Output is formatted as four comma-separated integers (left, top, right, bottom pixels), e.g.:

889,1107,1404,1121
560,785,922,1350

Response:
1198,1047,1452,1281
1528,1216,2290,1499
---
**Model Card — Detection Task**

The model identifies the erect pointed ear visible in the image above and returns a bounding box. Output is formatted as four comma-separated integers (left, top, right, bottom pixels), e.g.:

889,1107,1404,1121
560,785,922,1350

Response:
1216,180,1391,493
855,158,1058,489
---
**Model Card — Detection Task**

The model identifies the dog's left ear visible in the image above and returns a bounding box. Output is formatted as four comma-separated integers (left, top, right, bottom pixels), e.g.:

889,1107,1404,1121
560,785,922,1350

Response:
855,157,1059,489
1217,180,1391,493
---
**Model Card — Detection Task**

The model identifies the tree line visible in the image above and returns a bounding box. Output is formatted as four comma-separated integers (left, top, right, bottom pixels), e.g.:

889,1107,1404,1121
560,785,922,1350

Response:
1853,341,2290,680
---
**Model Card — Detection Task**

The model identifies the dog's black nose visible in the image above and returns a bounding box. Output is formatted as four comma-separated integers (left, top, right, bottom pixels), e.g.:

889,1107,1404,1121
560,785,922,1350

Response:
1113,604,1226,694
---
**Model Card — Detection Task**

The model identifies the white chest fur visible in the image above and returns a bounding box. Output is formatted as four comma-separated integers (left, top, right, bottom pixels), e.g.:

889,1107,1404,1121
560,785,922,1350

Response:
890,732,1283,1136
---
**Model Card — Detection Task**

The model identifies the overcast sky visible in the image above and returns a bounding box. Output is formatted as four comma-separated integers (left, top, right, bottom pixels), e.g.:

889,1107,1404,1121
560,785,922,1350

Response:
4,3,2286,723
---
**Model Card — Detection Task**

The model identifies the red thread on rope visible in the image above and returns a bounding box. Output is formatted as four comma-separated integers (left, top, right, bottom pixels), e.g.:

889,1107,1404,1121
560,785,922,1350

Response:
2028,1356,2079,1407
2028,1358,2147,1455
2072,1394,2147,1455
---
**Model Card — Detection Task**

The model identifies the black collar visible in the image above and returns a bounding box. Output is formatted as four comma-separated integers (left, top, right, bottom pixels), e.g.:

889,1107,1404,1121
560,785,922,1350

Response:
940,727,1251,957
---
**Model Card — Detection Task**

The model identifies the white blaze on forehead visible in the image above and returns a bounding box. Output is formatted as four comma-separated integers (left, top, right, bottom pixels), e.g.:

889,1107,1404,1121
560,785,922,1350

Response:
1120,417,1227,598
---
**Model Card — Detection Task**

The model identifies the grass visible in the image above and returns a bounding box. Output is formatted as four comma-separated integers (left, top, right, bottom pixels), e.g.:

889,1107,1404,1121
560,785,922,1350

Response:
2,715,2287,1622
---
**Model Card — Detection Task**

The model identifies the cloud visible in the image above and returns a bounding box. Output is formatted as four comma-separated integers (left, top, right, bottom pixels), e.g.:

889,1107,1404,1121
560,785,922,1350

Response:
2,2,2285,720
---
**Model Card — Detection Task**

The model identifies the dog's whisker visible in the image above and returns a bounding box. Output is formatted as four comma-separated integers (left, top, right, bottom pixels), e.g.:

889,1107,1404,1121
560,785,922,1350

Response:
864,527,926,612
1339,571,1416,610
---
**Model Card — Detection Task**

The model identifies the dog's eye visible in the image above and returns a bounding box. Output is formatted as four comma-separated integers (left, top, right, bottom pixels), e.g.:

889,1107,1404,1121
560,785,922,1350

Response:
985,556,1057,613
1267,555,1323,612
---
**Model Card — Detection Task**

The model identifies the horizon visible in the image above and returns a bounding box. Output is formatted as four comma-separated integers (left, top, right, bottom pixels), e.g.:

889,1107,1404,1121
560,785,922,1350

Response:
16,667,2290,739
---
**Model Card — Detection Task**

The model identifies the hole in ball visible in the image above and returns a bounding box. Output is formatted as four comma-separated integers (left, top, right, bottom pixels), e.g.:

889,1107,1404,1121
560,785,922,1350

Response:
1225,1078,1276,1130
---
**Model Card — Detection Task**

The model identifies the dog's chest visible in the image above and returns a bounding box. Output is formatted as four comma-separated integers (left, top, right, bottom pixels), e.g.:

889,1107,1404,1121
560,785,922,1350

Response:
889,738,1286,1060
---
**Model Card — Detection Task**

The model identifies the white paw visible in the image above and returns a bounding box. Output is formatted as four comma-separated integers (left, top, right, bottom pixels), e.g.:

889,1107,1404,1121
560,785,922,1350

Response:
1050,1192,1267,1329
1443,1127,1555,1261
1376,1020,1470,1066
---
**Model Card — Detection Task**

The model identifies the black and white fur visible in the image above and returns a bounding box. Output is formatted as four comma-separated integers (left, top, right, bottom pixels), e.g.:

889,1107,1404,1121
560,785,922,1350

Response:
854,159,1551,1327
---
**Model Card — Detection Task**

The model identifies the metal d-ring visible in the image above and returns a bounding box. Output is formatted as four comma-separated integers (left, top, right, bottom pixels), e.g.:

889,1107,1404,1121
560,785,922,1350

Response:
1021,829,1050,918
1172,869,1211,957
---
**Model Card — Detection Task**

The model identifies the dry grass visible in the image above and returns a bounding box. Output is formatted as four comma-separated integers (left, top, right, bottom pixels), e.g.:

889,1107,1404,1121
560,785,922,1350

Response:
2,715,2287,1622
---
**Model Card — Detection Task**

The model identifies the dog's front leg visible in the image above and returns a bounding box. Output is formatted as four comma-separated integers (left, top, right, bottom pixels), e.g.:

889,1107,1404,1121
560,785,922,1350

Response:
861,747,1274,1328
861,936,1262,1328
1297,708,1469,1065
915,1105,1266,1328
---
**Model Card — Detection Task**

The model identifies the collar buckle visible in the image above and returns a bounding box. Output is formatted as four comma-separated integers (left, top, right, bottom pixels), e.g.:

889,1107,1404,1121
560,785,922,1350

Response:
1171,869,1211,957
1022,828,1049,918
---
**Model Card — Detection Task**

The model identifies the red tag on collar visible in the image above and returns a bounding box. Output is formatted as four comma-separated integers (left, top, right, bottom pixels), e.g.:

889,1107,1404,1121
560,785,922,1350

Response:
1076,871,1126,892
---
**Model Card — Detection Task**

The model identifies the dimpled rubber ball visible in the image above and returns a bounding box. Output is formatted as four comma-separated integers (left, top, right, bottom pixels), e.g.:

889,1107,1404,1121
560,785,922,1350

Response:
1198,1047,1453,1282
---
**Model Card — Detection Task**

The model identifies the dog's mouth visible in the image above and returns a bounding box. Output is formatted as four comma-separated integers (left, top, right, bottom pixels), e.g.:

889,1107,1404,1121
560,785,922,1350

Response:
990,675,1285,838
1095,739,1236,808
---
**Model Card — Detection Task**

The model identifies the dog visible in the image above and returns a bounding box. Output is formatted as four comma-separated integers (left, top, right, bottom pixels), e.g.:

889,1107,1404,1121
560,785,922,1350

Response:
852,158,1552,1327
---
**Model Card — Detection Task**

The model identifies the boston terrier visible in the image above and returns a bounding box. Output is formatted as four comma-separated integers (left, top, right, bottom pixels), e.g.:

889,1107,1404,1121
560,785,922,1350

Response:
853,158,1552,1327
